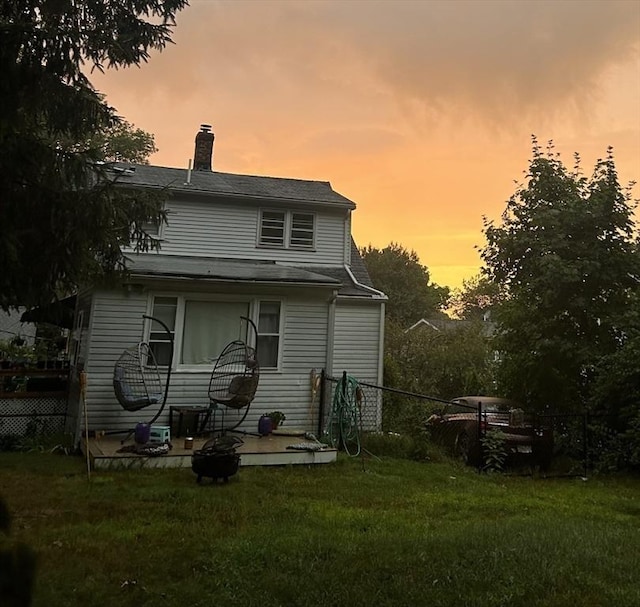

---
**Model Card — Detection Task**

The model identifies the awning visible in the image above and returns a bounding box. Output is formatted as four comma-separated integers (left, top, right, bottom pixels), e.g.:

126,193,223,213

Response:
20,295,77,329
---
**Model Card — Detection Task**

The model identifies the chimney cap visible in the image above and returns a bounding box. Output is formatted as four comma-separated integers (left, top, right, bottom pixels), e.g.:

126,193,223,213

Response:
200,124,212,133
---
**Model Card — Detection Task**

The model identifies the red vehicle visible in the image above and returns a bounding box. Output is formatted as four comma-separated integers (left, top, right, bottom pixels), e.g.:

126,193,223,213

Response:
426,396,554,469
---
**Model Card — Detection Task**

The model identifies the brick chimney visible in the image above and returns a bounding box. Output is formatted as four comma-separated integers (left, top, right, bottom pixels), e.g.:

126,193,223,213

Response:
193,124,214,171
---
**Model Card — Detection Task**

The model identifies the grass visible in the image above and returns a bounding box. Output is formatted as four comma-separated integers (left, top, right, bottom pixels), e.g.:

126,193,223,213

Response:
1,451,639,607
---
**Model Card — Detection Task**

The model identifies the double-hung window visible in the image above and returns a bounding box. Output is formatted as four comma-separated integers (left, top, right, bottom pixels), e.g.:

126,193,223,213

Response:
258,210,315,249
290,213,314,248
257,301,281,369
148,297,177,366
148,296,282,370
259,211,286,247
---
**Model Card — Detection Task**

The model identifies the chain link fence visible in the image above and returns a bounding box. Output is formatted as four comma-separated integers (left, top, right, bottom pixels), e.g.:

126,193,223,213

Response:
0,368,70,448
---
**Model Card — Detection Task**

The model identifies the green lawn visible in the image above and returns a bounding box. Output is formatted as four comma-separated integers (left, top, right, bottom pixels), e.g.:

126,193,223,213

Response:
1,452,639,607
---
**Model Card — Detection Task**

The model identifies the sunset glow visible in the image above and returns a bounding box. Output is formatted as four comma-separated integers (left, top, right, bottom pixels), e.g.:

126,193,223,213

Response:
91,0,640,289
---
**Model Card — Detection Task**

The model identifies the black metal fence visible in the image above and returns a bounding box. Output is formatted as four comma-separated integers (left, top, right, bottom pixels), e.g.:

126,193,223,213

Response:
320,371,636,476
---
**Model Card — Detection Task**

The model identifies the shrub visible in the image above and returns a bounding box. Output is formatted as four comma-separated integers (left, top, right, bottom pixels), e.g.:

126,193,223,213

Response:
481,429,508,472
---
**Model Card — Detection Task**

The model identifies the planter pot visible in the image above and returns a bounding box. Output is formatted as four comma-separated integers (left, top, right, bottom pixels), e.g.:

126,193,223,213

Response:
258,415,273,436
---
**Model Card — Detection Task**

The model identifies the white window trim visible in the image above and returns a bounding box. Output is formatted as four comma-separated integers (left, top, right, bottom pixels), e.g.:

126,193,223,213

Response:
257,299,285,371
146,293,284,373
257,208,316,250
140,202,167,240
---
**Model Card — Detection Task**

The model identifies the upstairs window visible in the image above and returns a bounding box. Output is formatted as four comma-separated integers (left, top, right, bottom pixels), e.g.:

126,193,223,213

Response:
290,213,314,248
259,211,285,247
259,210,315,250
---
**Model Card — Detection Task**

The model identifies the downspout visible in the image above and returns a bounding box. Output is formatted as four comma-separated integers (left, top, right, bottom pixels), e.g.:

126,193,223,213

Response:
376,301,386,429
326,289,338,378
377,301,385,385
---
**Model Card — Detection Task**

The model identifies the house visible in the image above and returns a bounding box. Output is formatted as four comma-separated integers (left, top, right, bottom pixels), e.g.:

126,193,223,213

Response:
405,316,496,337
68,125,386,442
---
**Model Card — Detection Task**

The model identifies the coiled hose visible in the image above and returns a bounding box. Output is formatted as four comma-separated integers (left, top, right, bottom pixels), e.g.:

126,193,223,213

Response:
325,373,363,456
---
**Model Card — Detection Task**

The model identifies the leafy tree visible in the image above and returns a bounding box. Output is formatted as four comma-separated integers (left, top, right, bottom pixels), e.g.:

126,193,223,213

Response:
0,0,188,312
68,117,159,164
384,320,496,400
481,138,639,413
361,243,449,328
448,274,502,321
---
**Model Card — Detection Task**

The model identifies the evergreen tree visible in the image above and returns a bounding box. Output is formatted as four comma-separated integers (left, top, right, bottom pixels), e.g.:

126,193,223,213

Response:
0,0,188,311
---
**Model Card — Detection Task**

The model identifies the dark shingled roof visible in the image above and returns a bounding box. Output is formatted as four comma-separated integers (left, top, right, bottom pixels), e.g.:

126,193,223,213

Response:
349,239,375,288
125,255,341,287
109,164,356,208
123,254,385,299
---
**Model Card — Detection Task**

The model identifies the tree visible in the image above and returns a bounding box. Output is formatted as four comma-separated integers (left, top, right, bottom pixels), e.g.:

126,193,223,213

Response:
448,274,502,321
361,243,449,328
69,117,159,164
384,321,496,400
481,138,639,413
0,0,188,311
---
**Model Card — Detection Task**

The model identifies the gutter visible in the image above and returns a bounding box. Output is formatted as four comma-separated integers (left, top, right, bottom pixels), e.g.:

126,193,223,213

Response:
343,264,387,299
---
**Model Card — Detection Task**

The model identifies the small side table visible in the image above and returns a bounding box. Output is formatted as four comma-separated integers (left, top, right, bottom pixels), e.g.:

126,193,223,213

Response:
169,406,208,438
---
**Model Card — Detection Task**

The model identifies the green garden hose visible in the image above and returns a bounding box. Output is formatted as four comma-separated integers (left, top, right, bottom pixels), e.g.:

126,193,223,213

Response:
325,373,363,456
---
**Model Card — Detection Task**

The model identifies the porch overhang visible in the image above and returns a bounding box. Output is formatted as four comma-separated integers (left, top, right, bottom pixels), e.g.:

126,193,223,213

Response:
124,255,342,289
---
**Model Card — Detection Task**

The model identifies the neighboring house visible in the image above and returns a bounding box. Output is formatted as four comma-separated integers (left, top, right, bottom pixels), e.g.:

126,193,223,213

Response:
69,125,386,440
406,316,496,337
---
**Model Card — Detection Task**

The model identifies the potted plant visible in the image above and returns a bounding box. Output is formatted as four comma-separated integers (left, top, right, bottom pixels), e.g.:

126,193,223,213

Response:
267,411,286,430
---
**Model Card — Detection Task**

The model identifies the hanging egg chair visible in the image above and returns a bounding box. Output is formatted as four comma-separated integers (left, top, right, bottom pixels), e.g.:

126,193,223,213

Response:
112,315,174,438
199,317,260,435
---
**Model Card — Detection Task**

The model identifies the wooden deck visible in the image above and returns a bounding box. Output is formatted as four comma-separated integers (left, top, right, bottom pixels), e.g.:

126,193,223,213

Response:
84,430,337,470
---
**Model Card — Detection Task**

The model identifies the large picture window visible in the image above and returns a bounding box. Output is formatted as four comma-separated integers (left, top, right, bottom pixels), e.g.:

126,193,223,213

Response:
258,209,315,249
149,296,282,370
182,301,249,365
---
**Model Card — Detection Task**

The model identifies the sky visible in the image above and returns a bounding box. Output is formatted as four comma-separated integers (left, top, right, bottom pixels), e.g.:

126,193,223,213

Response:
91,0,640,290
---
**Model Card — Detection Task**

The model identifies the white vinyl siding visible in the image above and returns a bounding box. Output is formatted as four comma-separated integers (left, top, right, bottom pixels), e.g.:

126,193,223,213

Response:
155,199,343,264
81,290,152,431
75,290,334,435
332,303,382,382
332,302,384,431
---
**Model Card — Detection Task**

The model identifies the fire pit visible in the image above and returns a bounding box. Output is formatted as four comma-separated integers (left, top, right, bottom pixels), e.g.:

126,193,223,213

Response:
191,436,243,483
